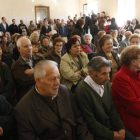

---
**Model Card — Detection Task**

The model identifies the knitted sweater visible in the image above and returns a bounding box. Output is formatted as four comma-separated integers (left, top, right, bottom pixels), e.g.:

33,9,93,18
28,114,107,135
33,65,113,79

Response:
75,80,124,140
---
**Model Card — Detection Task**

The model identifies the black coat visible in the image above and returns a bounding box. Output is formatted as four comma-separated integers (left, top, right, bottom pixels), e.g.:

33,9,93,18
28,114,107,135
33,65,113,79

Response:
0,23,8,34
15,85,94,140
90,24,99,38
41,25,52,36
109,23,118,31
0,95,16,140
8,24,19,35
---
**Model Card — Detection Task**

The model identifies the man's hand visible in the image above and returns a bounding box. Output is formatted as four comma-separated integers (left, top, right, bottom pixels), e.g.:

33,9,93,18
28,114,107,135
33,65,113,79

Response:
118,129,125,140
25,69,34,75
0,127,3,136
113,131,122,140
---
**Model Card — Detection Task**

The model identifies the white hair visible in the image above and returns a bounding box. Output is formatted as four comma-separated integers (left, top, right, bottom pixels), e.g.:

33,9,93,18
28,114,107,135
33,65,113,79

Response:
34,60,58,79
134,29,140,34
83,34,93,40
125,31,132,38
17,36,31,48
29,31,39,42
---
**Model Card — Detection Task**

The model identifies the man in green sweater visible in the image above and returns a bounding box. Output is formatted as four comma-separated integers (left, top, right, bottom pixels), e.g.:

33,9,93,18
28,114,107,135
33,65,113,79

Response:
75,56,136,140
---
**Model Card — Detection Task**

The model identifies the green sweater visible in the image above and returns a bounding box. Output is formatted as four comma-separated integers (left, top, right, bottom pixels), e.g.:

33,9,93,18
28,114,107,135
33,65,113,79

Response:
75,80,124,140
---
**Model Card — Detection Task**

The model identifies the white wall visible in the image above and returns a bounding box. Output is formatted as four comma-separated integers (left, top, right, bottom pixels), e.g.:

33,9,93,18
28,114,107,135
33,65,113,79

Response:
80,0,140,23
0,0,80,26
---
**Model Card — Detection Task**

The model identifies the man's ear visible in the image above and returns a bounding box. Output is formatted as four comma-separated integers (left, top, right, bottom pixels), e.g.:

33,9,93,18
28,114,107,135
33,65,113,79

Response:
17,47,20,52
35,78,41,87
89,69,96,77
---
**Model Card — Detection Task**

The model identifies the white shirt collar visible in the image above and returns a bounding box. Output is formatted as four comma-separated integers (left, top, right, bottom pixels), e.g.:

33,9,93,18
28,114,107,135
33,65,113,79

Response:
35,85,57,100
84,75,104,97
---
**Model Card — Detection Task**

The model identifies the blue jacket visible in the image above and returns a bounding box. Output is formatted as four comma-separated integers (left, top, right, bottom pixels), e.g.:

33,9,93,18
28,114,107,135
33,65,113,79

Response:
58,26,68,37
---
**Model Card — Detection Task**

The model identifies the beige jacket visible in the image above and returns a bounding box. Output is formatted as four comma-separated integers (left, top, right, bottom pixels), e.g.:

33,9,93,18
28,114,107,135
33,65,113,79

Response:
59,52,89,89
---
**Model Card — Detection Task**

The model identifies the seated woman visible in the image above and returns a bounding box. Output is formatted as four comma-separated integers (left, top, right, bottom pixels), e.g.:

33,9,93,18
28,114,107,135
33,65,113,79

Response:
94,35,121,82
60,37,89,93
46,37,65,66
95,31,106,52
110,30,120,53
8,33,20,56
0,44,13,69
111,45,140,138
29,31,39,44
129,34,140,45
82,34,96,52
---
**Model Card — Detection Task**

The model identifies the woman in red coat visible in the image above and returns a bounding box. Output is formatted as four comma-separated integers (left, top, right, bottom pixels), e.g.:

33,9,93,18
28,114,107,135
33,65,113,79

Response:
111,45,140,137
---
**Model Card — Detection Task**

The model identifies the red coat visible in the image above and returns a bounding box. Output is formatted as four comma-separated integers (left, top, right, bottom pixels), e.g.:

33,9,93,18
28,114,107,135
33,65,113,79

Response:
111,65,140,137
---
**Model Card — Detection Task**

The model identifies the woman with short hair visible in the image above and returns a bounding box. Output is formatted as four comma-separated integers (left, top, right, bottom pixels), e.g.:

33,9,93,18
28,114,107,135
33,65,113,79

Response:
60,37,89,93
46,37,65,66
112,45,140,138
129,34,140,45
95,35,121,82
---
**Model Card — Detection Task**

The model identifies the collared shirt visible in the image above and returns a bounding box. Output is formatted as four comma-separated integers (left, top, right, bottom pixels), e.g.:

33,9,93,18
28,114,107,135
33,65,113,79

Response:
84,75,104,97
35,85,57,100
21,56,33,68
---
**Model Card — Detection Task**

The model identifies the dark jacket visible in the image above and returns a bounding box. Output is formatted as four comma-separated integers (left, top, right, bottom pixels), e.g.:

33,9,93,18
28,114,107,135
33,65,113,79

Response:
15,85,94,140
71,26,84,43
90,24,99,38
18,23,28,34
0,95,15,140
11,56,38,101
40,25,52,36
0,61,14,99
94,49,121,79
0,23,8,34
8,24,19,35
46,49,65,66
130,24,140,33
1,53,13,69
84,16,91,29
13,46,20,61
58,26,68,37
109,23,118,31
75,81,125,140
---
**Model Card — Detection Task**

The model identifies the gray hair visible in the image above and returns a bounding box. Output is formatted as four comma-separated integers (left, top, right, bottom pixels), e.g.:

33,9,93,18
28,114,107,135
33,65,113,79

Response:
134,29,140,34
34,60,58,79
17,36,31,48
88,56,112,72
125,31,132,38
83,34,93,40
29,31,39,42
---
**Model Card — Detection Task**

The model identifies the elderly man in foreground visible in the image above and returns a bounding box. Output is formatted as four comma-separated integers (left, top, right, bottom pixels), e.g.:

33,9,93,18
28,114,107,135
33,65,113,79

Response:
15,60,94,140
75,56,136,140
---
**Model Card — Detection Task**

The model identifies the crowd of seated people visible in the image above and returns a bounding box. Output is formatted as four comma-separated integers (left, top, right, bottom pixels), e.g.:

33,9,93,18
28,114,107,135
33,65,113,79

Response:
0,10,140,140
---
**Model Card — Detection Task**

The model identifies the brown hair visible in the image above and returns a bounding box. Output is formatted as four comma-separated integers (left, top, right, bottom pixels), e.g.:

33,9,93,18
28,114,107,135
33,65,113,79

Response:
129,34,140,42
98,31,106,37
53,37,65,46
99,35,112,49
120,45,140,66
66,37,80,53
